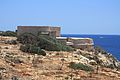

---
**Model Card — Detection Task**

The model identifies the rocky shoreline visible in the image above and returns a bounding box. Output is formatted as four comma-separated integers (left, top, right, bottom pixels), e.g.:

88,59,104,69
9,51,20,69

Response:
0,36,120,80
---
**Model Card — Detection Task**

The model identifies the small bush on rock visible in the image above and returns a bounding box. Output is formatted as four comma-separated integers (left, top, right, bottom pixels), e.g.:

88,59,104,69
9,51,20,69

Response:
5,40,17,45
69,62,94,72
20,44,46,56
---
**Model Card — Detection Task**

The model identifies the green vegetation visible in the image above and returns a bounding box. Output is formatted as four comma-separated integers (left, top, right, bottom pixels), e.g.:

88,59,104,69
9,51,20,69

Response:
17,33,38,44
5,40,17,45
0,31,17,37
18,33,74,52
69,62,94,72
18,33,74,55
36,36,74,51
20,44,46,56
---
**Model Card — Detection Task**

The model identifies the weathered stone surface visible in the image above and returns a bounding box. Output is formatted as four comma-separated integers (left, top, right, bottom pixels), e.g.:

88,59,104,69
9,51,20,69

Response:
0,36,120,80
56,37,94,51
17,26,61,37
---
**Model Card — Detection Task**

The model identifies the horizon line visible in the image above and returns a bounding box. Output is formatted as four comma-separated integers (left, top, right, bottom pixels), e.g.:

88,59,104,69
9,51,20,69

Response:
0,30,120,36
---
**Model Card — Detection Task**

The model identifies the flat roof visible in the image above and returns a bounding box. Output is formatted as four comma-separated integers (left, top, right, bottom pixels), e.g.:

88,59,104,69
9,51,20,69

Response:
56,37,92,40
56,37,68,39
17,26,61,28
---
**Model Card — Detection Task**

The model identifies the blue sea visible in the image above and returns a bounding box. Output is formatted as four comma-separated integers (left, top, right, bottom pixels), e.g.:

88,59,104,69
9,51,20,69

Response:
62,34,120,61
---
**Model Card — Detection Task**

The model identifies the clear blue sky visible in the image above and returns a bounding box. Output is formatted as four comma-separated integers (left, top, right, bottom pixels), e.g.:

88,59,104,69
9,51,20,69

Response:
0,0,120,34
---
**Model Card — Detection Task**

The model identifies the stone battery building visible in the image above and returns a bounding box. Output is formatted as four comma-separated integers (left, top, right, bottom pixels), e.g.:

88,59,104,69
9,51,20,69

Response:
17,26,61,37
17,26,94,51
56,37,94,51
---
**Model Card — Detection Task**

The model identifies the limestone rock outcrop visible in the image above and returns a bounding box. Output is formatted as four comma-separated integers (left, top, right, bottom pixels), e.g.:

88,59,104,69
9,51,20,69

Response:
0,36,120,80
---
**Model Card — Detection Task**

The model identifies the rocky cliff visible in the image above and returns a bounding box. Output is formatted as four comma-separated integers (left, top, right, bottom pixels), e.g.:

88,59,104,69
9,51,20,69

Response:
0,36,120,80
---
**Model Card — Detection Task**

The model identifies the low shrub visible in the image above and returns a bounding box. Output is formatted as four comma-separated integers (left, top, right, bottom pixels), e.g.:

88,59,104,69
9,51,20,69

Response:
36,39,74,51
20,45,30,53
69,62,94,72
0,31,17,37
18,33,74,51
5,40,17,45
20,44,46,56
17,33,38,44
37,35,74,51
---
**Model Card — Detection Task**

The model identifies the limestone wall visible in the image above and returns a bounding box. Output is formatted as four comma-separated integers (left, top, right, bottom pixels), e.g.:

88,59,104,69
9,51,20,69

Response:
17,26,61,37
56,37,94,51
